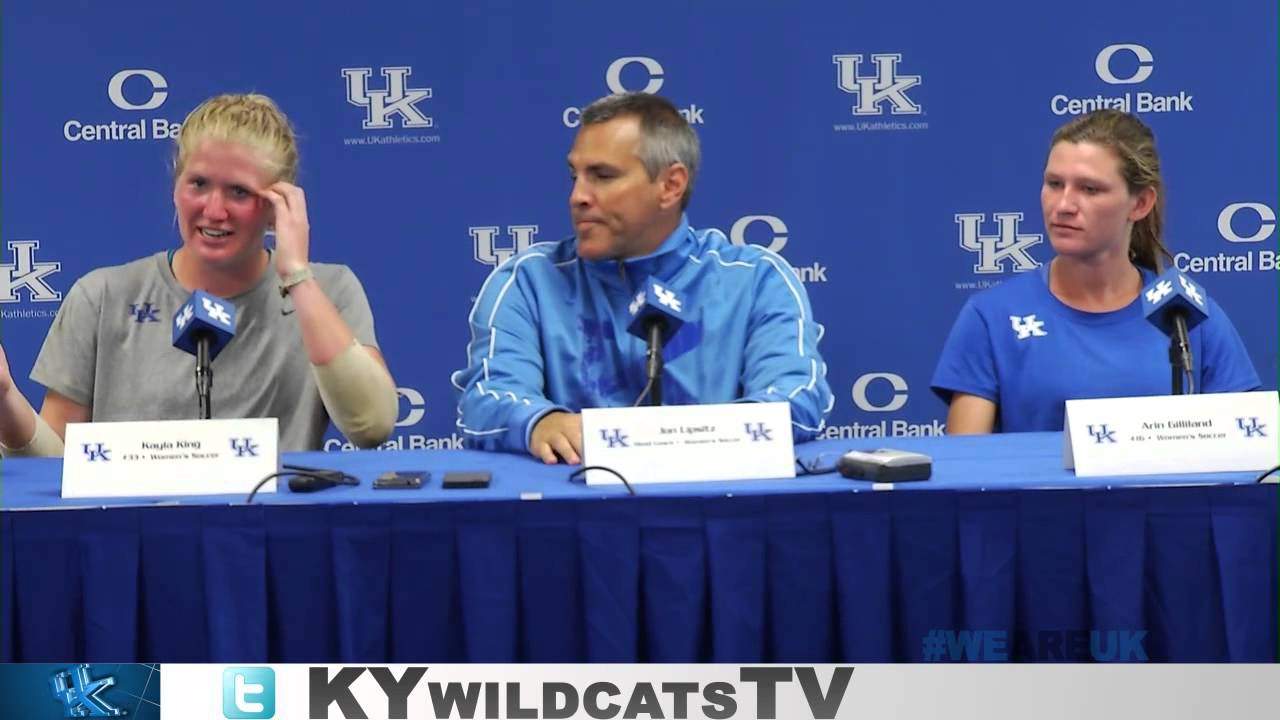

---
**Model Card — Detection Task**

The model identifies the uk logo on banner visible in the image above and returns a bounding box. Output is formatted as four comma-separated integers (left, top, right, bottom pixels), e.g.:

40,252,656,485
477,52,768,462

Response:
342,66,433,129
833,53,922,115
471,225,540,267
1,240,62,303
957,213,1043,274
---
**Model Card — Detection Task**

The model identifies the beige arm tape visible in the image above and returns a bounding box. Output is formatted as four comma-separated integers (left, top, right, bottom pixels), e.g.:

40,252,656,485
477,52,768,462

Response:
311,341,398,449
0,409,65,458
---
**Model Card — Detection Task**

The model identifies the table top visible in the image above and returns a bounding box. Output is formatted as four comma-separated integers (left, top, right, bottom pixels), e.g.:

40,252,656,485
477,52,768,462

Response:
0,432,1264,511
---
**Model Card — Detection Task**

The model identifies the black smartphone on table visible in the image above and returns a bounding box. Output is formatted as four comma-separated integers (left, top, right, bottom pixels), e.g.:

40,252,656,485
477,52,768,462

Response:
373,471,429,489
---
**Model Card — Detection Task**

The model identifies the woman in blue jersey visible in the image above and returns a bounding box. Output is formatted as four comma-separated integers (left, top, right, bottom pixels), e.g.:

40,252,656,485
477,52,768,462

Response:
931,109,1260,433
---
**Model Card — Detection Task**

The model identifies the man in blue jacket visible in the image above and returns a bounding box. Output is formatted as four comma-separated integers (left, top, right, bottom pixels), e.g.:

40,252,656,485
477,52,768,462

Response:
452,92,833,464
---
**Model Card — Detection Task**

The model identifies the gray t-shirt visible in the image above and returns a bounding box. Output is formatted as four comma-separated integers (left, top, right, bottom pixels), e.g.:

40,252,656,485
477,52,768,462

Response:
31,251,379,452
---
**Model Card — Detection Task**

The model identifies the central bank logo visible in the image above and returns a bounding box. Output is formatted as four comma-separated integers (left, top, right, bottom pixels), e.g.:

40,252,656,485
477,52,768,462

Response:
563,57,705,127
1219,202,1276,244
852,372,908,413
1177,202,1278,274
1,239,62,303
728,214,830,284
1095,44,1154,85
397,386,426,427
833,53,922,115
223,667,275,719
957,212,1043,274
107,69,169,110
342,66,433,129
64,69,181,143
471,225,540,266
606,56,665,94
730,215,788,254
1051,44,1193,116
50,664,126,717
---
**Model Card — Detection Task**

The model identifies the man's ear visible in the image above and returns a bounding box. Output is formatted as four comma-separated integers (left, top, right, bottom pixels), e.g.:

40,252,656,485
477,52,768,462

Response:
657,163,689,210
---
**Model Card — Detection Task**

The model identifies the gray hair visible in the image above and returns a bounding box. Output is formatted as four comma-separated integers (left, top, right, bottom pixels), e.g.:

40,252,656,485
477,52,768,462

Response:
580,92,700,210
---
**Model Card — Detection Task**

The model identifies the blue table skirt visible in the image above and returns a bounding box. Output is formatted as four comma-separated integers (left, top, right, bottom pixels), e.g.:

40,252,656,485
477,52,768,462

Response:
3,479,1274,662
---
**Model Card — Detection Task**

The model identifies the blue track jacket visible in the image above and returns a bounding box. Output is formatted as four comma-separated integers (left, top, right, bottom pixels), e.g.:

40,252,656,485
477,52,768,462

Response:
452,218,834,454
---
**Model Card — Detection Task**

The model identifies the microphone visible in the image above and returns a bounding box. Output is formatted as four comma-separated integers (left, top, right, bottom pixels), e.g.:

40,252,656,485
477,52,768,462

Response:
172,290,238,418
1141,269,1210,395
625,277,687,406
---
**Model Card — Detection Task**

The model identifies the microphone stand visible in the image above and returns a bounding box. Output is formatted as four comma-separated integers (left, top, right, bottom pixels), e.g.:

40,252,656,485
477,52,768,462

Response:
195,335,213,419
645,321,664,406
1169,312,1193,396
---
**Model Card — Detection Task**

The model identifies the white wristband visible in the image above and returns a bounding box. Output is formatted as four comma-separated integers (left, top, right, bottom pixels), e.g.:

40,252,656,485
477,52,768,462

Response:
279,265,314,297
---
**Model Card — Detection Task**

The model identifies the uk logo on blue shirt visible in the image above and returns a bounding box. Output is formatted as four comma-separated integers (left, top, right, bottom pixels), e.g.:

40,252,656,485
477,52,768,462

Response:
1010,314,1047,340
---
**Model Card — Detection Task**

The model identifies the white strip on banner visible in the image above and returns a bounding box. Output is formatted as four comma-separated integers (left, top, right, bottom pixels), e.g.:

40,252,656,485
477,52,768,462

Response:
161,663,1280,719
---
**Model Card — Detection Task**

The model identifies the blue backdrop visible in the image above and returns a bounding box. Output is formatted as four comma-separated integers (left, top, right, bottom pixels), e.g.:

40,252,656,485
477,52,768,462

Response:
2,0,1276,451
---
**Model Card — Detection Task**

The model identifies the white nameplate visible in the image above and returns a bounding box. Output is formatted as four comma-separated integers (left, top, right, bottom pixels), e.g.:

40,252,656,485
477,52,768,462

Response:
580,402,795,486
62,418,279,498
1064,391,1279,477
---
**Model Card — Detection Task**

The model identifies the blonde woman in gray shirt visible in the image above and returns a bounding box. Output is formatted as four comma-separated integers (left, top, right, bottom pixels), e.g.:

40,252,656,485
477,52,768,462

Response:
0,94,397,454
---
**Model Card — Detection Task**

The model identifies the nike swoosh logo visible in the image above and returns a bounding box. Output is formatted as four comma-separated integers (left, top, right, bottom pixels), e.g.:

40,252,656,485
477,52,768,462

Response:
281,307,295,316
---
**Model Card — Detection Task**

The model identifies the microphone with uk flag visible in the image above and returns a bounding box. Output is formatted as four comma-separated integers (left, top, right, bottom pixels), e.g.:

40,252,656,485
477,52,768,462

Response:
1140,268,1208,394
172,290,237,418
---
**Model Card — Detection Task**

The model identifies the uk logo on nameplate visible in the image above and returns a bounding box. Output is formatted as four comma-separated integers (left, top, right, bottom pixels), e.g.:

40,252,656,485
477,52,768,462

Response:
581,402,795,485
1063,391,1279,477
62,418,279,498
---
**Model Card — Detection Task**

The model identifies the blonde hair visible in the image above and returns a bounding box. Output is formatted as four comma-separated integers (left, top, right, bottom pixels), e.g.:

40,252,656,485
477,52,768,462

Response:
173,93,299,184
1050,109,1171,272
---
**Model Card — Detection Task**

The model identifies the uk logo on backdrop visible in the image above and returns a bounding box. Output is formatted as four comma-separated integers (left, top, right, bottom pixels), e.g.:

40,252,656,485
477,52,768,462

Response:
562,56,706,128
341,66,441,146
1,239,62,320
63,68,182,143
956,212,1043,275
471,224,541,267
831,53,928,133
1175,201,1279,274
727,214,830,284
1050,44,1195,116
